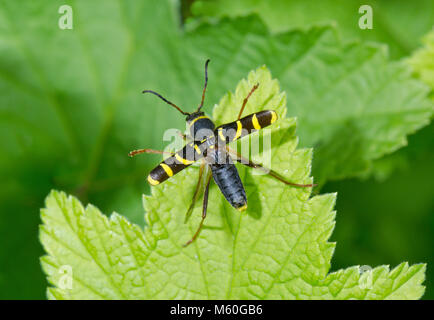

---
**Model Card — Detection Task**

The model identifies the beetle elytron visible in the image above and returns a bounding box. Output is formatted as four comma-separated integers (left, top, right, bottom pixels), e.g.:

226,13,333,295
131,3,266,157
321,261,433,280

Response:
129,60,315,246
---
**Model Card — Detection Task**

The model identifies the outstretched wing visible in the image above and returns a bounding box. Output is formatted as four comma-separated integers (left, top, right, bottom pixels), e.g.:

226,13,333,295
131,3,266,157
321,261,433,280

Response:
147,141,205,186
215,110,278,144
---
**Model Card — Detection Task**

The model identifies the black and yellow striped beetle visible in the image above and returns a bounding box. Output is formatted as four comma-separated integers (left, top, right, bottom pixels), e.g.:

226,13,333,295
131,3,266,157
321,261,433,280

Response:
129,60,315,246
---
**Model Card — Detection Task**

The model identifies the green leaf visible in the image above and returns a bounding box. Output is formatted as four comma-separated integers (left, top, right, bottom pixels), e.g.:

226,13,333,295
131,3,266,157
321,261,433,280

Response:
40,67,426,299
409,29,434,92
193,0,434,182
191,18,433,181
366,28,434,181
2,0,432,298
192,0,434,59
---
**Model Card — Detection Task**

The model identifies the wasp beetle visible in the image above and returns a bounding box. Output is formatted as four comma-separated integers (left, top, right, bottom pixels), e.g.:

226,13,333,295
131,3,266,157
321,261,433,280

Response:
129,60,315,246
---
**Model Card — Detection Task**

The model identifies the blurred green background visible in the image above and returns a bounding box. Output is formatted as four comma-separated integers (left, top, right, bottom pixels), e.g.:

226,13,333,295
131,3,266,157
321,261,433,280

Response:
0,0,433,299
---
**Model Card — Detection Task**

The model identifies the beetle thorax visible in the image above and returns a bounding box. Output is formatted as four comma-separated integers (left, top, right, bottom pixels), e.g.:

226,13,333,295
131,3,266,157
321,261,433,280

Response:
186,112,215,141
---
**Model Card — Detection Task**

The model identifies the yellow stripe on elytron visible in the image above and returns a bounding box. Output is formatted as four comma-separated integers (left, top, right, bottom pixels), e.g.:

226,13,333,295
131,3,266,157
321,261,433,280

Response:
194,144,202,155
160,163,173,177
189,116,209,128
233,121,242,141
252,114,261,130
147,175,160,186
175,153,194,165
270,111,278,124
218,128,226,141
237,204,248,212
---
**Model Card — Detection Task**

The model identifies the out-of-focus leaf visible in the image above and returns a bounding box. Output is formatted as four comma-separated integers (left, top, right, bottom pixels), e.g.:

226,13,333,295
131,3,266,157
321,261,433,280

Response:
367,28,434,181
192,0,434,59
409,29,434,92
191,0,434,182
189,17,433,181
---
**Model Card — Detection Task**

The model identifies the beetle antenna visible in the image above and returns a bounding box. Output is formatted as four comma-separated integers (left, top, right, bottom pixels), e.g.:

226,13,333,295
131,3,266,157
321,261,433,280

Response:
197,59,210,112
142,90,190,116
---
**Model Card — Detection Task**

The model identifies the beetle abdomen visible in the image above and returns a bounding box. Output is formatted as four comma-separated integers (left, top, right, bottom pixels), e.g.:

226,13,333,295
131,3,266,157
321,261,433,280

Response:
211,163,247,211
